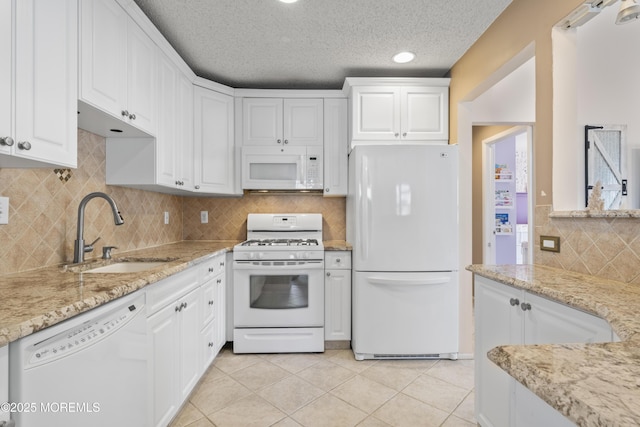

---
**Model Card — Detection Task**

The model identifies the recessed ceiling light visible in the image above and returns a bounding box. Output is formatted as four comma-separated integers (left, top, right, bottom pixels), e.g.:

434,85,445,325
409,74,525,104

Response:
279,0,298,3
393,51,416,64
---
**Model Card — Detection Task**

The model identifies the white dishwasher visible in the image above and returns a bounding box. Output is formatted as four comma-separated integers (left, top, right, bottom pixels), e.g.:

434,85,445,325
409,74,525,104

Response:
9,291,147,427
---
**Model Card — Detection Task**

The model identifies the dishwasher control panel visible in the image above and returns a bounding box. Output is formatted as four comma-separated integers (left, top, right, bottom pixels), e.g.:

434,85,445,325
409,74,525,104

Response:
27,302,141,367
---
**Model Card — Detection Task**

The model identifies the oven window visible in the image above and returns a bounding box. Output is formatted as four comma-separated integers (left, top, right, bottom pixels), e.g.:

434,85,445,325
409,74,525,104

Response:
249,274,309,309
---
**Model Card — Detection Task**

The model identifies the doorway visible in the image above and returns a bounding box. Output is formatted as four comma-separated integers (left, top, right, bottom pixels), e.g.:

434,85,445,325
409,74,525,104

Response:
482,126,534,265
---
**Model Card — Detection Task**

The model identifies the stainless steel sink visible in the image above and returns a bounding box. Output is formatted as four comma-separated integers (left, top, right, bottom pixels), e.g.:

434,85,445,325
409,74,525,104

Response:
63,257,177,274
82,262,167,273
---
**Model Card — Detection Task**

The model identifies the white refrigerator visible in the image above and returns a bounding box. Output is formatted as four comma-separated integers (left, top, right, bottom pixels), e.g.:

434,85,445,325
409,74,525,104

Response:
347,144,459,360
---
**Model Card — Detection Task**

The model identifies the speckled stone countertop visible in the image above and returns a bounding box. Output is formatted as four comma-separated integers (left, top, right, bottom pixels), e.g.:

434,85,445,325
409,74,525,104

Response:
0,240,351,348
0,241,239,347
467,264,640,426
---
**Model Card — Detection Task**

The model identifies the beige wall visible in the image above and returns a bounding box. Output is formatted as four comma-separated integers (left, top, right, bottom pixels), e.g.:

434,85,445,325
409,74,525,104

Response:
452,0,640,284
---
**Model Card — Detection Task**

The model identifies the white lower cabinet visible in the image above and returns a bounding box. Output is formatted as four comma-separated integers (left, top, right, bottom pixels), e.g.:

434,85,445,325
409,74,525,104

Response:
474,275,614,427
146,255,226,427
324,251,351,341
199,254,226,372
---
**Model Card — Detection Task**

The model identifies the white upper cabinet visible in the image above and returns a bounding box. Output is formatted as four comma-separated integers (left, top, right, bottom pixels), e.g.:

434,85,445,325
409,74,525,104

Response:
79,0,157,136
323,98,348,196
242,98,323,146
344,78,449,144
0,0,78,168
194,86,238,195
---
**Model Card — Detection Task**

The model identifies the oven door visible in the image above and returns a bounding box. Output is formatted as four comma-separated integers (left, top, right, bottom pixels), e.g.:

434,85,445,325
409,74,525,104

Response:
233,260,324,327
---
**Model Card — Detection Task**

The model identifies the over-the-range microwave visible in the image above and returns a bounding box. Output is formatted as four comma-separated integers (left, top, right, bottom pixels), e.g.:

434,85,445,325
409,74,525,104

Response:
241,146,323,190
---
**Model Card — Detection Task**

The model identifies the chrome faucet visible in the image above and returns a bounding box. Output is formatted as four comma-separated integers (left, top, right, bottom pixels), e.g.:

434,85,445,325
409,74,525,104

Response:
73,192,124,263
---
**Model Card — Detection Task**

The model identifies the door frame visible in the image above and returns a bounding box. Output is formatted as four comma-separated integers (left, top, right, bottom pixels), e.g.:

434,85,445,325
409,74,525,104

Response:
482,125,534,265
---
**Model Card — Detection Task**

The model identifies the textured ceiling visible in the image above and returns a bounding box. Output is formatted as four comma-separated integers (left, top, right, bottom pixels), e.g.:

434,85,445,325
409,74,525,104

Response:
133,0,513,90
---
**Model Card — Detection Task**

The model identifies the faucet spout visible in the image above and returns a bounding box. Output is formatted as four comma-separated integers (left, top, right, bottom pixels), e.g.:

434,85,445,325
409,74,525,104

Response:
73,192,124,264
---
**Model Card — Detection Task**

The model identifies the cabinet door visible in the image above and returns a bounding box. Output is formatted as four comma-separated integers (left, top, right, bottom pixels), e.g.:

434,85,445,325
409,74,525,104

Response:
215,274,226,351
156,52,178,187
324,269,351,340
147,304,178,427
323,98,348,196
523,292,613,345
242,98,283,145
200,321,216,372
79,0,127,118
474,277,524,427
177,74,194,190
400,86,448,141
14,0,77,168
283,98,323,146
127,18,157,135
351,86,400,140
0,0,12,157
194,87,236,194
178,288,201,402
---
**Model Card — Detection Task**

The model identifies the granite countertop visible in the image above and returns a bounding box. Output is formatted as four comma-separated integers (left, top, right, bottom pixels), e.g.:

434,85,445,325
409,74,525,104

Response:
0,241,240,347
467,264,640,426
0,239,351,348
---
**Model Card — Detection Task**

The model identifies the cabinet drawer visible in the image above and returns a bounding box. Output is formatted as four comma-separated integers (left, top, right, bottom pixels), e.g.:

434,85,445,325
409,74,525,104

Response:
325,252,351,269
146,268,199,316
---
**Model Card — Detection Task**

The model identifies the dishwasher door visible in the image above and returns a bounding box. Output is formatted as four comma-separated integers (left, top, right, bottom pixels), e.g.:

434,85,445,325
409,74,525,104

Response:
9,291,147,427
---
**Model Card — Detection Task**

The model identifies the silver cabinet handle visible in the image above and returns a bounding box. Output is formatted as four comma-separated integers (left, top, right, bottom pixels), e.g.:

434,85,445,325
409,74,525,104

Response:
220,261,225,266
208,342,214,347
277,139,282,144
17,141,31,150
284,139,289,144
209,267,214,272
208,300,214,306
195,185,200,190
0,136,14,146
325,188,330,193
121,110,129,118
394,133,399,138
217,278,222,284
520,302,532,311
326,272,331,277
402,132,407,137
509,298,520,306
175,305,181,312
129,113,136,120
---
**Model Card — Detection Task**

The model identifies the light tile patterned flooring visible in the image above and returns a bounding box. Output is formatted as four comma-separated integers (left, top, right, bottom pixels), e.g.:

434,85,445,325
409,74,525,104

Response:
170,347,475,427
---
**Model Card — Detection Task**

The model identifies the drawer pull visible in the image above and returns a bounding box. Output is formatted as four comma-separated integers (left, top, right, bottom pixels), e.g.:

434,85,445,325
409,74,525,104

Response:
509,298,520,307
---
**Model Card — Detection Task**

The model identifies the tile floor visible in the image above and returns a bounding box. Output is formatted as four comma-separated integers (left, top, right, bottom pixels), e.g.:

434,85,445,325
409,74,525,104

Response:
169,346,476,427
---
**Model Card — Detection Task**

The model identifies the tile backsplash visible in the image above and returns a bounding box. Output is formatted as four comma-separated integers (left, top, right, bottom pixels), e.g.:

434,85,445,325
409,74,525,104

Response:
0,129,346,276
0,129,182,275
534,205,640,284
182,193,346,241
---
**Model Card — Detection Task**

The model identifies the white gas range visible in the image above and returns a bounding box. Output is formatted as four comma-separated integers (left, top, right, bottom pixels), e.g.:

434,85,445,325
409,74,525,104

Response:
233,214,325,354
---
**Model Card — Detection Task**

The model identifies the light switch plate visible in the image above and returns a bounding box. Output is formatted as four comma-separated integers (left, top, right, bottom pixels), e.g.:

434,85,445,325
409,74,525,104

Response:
540,235,560,252
164,211,170,225
0,197,8,224
200,211,208,224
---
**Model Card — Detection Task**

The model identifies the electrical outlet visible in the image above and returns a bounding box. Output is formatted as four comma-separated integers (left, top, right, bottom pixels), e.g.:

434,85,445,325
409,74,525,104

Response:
200,211,208,224
0,197,8,224
164,211,170,225
540,235,560,252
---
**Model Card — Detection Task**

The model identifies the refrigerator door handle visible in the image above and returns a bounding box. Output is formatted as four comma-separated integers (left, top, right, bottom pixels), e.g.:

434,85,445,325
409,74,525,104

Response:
368,276,452,286
359,156,371,261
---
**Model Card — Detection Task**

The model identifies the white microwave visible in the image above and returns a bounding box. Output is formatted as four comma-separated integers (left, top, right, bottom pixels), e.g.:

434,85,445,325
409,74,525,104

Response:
241,146,323,190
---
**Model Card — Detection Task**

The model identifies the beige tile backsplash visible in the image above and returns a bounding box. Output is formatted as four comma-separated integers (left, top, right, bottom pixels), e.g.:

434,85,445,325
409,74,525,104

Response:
534,205,640,284
0,129,345,275
0,130,183,275
1,130,634,284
